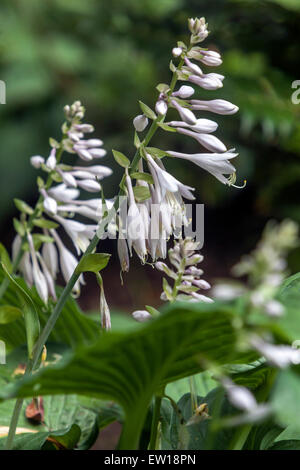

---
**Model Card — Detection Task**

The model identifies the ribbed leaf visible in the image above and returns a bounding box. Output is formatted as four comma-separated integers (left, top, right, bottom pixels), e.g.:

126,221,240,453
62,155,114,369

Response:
0,271,100,351
0,302,256,448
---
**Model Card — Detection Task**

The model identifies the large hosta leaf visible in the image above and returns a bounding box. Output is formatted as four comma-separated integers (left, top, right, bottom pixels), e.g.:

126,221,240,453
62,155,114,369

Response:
0,346,111,450
0,302,256,449
277,273,300,342
0,271,99,351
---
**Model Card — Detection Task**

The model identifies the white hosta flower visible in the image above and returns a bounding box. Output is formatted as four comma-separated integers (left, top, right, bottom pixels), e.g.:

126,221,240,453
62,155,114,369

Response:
133,114,149,132
147,154,195,200
57,204,98,221
188,17,208,41
191,292,214,303
168,118,218,134
190,99,239,115
42,242,58,280
57,169,77,188
155,100,168,116
176,127,227,153
184,57,204,75
89,148,107,158
37,252,57,301
188,74,223,90
72,165,112,179
48,184,80,203
172,85,195,99
221,378,257,412
172,47,183,58
193,279,211,290
167,150,238,185
27,234,48,304
53,215,96,254
117,237,130,272
30,155,44,169
73,147,94,161
51,230,83,295
74,124,94,133
132,310,152,322
264,300,285,318
126,174,147,261
77,179,101,193
251,336,300,368
46,150,57,170
20,251,34,287
198,50,222,66
212,283,245,300
157,232,167,259
171,100,197,125
12,235,33,286
75,138,103,148
43,196,57,215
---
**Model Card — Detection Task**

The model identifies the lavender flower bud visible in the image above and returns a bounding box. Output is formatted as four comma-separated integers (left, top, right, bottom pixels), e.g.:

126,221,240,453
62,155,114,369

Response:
43,196,57,215
171,100,197,125
172,47,183,58
190,99,239,115
172,85,195,99
133,114,149,132
155,100,168,116
30,155,45,169
132,310,152,323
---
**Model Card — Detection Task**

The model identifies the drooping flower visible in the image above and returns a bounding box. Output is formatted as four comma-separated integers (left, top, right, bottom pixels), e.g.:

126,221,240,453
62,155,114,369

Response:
166,150,238,185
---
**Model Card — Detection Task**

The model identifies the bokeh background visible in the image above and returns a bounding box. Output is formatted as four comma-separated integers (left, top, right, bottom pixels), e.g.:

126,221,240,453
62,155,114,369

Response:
1,0,300,316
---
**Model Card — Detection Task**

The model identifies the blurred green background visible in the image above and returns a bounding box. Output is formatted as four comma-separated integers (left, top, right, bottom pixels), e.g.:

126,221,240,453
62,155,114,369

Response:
1,0,300,312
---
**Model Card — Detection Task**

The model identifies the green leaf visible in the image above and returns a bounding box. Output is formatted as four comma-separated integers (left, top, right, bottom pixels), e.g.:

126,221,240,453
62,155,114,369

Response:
130,172,154,184
0,302,255,449
0,270,100,352
22,234,54,252
277,273,300,341
32,218,59,229
268,440,300,450
1,264,40,359
13,199,34,215
0,425,81,450
0,305,23,325
133,186,151,202
0,345,101,450
167,390,235,450
271,369,300,432
165,372,217,402
0,243,12,273
112,149,130,168
156,83,170,93
145,147,168,159
76,253,111,274
169,60,176,72
139,101,157,120
134,131,141,149
13,219,25,237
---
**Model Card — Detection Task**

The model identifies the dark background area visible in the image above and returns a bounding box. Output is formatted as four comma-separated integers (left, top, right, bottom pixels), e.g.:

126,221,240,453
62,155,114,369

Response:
1,0,300,315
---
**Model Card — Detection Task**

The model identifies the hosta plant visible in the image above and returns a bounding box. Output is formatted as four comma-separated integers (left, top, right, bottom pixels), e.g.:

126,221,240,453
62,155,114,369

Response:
0,17,300,452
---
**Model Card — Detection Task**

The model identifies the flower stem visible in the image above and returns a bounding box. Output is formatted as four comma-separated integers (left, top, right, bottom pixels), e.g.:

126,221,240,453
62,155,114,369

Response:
5,55,185,450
